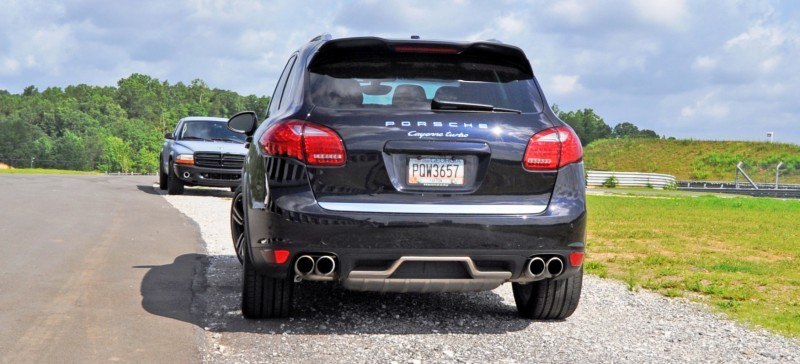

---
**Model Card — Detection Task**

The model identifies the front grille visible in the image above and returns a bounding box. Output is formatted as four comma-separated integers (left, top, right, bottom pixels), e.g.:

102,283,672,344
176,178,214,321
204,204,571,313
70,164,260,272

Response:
194,152,244,169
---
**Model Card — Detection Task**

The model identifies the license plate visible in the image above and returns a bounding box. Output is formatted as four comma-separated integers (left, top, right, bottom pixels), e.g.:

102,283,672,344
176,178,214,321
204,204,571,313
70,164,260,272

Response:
407,157,465,186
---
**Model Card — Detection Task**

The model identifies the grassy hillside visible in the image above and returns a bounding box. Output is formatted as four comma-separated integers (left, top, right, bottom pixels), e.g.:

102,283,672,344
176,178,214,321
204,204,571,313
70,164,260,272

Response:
584,139,800,183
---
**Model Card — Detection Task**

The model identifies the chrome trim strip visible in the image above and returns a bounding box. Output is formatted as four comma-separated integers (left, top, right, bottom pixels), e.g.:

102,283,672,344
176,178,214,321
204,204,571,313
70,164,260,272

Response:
318,202,547,214
348,256,512,280
343,278,504,293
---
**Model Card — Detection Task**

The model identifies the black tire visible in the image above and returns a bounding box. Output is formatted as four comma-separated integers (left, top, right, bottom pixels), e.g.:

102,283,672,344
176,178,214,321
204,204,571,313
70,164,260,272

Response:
167,162,184,195
512,268,582,320
230,187,245,264
241,246,294,319
158,159,168,190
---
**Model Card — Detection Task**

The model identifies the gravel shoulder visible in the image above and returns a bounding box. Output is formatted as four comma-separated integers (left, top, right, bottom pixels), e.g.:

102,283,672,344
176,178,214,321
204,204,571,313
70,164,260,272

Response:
157,185,799,363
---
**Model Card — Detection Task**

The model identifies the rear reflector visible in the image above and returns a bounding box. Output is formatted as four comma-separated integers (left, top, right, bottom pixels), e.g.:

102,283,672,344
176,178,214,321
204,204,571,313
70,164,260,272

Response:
523,126,583,171
569,251,585,267
260,120,346,166
273,249,290,265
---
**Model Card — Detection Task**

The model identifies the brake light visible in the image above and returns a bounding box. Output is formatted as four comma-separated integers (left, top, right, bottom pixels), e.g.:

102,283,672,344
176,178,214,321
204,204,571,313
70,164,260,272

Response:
522,126,582,171
394,46,460,54
260,120,346,166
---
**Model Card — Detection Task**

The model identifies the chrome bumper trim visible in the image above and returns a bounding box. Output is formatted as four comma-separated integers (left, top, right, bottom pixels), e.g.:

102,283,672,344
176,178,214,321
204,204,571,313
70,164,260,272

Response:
318,202,547,214
347,256,512,280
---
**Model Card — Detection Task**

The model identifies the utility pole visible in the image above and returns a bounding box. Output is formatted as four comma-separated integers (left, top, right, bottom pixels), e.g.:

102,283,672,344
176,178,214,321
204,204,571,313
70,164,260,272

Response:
30,157,35,169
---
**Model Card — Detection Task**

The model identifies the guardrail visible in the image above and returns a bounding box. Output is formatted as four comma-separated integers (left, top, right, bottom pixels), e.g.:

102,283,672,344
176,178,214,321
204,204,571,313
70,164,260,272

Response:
679,181,800,190
586,171,676,189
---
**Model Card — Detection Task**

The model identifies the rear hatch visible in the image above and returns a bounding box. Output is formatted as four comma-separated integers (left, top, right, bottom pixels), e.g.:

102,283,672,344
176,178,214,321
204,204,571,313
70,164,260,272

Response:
304,38,557,212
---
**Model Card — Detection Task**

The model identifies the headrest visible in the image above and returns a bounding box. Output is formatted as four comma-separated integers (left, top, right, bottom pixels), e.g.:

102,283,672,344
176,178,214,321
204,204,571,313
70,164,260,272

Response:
311,77,363,108
392,84,428,108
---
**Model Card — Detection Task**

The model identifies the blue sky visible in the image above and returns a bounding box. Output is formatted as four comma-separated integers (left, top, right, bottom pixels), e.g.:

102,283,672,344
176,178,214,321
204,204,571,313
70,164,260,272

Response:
1,0,798,143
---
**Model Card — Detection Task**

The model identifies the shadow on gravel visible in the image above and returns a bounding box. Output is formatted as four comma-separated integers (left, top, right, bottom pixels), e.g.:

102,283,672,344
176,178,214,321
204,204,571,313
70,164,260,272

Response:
141,254,535,335
136,184,233,198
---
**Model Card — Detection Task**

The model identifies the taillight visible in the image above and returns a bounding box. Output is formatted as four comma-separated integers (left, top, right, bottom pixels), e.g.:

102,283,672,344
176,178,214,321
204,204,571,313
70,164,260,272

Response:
260,120,346,166
522,126,582,171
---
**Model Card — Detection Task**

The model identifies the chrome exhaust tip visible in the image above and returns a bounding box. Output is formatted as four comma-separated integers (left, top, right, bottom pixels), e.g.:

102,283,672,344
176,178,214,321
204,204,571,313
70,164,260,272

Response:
315,255,336,276
182,171,191,179
526,257,546,278
294,255,315,277
546,257,564,277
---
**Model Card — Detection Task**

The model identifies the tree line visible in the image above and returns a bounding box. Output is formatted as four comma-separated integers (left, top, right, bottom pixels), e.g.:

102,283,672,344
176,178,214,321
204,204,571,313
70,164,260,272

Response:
552,105,662,146
0,74,269,173
0,74,659,172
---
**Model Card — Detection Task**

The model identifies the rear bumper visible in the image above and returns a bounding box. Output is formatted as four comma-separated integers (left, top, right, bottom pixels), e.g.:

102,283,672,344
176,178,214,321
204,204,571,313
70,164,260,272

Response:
173,164,242,187
244,162,587,291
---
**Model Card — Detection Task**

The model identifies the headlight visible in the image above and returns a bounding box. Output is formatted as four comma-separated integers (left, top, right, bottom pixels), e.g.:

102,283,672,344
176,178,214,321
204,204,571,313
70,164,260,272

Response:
175,154,194,165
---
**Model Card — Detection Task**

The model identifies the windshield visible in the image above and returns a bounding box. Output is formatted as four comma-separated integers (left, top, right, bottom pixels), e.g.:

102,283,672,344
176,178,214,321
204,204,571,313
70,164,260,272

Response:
178,120,246,143
308,54,544,113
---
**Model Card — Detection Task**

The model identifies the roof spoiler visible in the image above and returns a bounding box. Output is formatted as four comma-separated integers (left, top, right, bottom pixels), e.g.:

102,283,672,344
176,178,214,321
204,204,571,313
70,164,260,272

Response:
309,33,333,43
310,37,533,76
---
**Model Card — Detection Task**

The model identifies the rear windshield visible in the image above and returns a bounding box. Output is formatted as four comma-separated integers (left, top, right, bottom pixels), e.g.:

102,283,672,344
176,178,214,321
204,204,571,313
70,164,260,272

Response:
178,120,246,143
308,54,544,113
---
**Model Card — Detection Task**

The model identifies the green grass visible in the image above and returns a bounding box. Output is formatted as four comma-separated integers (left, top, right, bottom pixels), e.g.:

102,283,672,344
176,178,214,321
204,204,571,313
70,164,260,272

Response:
585,138,800,183
0,168,97,175
586,193,800,337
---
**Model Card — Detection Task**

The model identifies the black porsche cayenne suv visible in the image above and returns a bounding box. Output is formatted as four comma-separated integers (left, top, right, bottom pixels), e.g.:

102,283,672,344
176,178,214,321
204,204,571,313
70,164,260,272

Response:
227,35,586,319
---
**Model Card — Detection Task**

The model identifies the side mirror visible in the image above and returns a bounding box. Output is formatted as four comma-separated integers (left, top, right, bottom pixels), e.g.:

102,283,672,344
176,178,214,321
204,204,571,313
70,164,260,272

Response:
164,132,174,140
228,111,258,136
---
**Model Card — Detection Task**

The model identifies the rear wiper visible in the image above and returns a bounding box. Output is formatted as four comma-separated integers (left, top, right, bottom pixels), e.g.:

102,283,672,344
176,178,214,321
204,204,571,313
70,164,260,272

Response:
431,99,521,114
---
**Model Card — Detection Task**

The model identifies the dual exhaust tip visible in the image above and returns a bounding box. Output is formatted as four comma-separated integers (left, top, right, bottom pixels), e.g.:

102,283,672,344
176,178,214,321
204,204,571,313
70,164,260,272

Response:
294,255,336,278
526,256,564,279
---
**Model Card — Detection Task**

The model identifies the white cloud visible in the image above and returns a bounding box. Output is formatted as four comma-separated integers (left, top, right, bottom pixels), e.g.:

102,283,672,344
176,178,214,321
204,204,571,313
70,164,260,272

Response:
548,0,587,20
630,0,688,29
692,56,717,72
759,56,781,73
680,92,730,119
0,0,799,142
725,25,785,49
550,75,582,95
496,13,524,35
0,58,20,76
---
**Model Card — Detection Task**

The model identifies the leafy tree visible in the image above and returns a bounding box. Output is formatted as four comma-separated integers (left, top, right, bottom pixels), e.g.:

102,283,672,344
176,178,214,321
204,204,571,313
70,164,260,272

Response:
53,131,88,170
638,129,660,139
22,86,39,97
613,122,640,138
552,105,665,144
556,108,612,145
0,117,43,164
99,135,133,172
0,73,272,172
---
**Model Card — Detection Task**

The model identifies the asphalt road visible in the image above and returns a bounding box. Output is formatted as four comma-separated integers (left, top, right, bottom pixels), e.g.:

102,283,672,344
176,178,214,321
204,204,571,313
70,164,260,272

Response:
0,175,203,362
